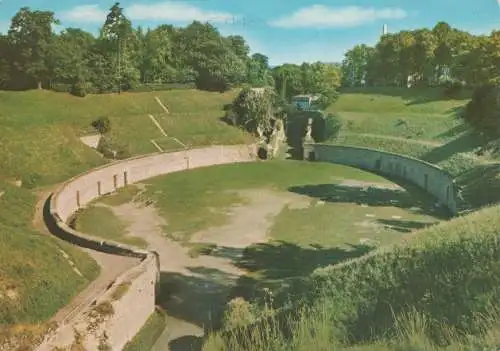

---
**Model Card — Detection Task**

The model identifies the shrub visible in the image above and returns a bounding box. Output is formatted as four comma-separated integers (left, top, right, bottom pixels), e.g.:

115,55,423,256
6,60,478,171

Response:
91,117,111,135
231,87,280,135
312,113,342,142
463,85,500,138
96,136,130,160
70,82,89,97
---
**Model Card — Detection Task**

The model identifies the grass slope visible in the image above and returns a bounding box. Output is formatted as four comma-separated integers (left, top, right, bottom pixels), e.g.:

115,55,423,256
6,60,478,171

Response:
0,88,249,342
203,88,500,350
206,203,500,351
0,89,250,187
0,181,100,344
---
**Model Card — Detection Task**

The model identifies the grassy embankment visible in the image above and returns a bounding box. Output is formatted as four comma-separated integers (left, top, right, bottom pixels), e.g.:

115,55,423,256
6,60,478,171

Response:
202,88,500,350
0,88,248,344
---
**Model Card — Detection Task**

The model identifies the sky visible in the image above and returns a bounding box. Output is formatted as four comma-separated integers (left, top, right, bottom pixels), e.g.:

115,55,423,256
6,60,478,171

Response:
0,0,499,66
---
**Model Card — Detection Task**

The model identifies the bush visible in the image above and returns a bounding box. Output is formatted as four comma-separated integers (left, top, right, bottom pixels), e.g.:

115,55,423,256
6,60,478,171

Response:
312,113,342,142
464,85,500,137
91,117,111,135
70,82,89,97
96,136,130,160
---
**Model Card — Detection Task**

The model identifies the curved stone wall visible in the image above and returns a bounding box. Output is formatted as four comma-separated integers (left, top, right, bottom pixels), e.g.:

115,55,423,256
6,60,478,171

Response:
39,145,256,350
304,143,458,215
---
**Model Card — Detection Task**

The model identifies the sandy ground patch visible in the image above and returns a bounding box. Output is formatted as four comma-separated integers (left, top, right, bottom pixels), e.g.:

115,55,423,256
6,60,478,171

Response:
190,189,310,248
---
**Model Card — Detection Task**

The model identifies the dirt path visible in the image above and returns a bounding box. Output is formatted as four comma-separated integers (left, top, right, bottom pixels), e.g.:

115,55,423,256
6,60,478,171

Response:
104,187,310,351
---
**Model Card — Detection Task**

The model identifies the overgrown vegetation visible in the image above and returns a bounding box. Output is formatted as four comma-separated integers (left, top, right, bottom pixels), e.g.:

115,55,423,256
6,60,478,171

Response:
227,86,285,135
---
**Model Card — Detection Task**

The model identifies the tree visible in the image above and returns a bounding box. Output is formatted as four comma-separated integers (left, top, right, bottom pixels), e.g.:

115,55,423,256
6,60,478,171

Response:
181,21,246,91
341,44,374,87
8,7,59,89
99,2,140,92
230,87,282,135
52,28,95,85
247,53,273,87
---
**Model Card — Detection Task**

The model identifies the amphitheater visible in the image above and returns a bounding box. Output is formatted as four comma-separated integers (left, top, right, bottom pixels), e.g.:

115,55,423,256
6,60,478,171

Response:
35,137,459,350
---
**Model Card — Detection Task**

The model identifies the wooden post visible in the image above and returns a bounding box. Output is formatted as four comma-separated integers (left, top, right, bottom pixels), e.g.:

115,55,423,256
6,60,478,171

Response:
76,190,81,208
124,171,128,186
113,174,118,190
97,181,102,196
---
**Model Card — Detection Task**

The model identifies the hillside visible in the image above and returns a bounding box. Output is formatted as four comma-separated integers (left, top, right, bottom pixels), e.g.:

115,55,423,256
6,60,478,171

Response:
203,87,500,350
0,89,250,187
4,86,500,350
0,88,251,346
326,87,500,208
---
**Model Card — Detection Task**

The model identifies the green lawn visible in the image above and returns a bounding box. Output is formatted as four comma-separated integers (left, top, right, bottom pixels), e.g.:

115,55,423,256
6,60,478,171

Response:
140,160,441,241
324,88,490,177
0,181,100,344
72,205,148,248
0,89,250,187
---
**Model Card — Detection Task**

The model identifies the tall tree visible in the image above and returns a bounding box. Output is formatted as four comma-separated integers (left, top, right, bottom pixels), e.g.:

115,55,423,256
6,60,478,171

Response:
52,28,95,85
341,44,374,87
99,2,140,91
8,7,59,89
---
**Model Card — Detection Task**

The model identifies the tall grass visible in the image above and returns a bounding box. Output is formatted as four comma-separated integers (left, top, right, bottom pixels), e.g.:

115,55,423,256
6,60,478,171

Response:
204,205,500,350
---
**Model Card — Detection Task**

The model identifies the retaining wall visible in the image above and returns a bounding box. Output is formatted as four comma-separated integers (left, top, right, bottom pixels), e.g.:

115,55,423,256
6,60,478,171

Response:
304,143,458,215
40,144,256,350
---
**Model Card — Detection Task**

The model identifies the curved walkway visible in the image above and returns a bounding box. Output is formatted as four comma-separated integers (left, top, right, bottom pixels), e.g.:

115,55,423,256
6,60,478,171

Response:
37,145,257,350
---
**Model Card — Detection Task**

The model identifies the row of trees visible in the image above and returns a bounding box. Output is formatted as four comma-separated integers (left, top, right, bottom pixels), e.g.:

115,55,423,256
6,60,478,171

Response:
0,3,275,92
0,2,342,98
342,22,500,88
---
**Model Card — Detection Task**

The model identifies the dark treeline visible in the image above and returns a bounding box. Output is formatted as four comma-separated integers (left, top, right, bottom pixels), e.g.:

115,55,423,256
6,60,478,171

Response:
0,2,342,100
0,3,276,94
341,22,500,88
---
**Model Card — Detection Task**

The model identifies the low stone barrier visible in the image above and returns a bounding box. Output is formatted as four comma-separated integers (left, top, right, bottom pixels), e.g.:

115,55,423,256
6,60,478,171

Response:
39,144,256,350
304,142,458,214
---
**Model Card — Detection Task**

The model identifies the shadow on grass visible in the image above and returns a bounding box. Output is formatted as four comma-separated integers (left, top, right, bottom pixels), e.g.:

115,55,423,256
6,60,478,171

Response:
420,132,483,164
225,241,375,309
156,267,240,350
457,163,500,210
377,218,437,233
340,87,471,104
288,183,441,217
168,336,203,351
436,123,469,140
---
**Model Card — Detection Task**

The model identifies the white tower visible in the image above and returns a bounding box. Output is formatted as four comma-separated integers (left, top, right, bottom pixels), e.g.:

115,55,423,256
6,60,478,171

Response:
382,24,388,36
